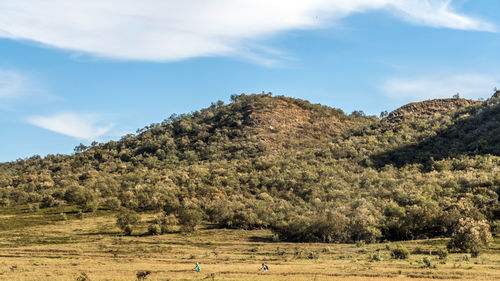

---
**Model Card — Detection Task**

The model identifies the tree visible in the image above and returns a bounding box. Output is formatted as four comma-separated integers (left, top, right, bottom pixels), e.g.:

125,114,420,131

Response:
447,218,492,255
177,208,202,232
116,209,141,235
74,143,88,153
63,185,98,212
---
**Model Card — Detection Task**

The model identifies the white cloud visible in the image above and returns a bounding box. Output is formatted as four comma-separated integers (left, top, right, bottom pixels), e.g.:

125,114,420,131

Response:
381,74,500,101
0,70,28,99
28,113,113,140
388,0,494,31
0,0,493,62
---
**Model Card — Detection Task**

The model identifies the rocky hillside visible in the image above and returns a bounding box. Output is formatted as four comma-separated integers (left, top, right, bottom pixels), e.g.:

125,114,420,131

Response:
388,98,481,122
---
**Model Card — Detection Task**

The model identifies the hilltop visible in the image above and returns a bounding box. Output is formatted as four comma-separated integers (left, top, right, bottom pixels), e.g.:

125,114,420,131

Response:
387,98,481,122
0,93,499,243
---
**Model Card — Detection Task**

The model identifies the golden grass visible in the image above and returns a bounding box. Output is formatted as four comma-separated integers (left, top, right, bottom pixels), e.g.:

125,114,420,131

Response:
0,213,498,281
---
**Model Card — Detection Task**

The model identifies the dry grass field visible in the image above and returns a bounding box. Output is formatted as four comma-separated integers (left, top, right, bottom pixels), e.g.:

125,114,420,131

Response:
0,207,498,281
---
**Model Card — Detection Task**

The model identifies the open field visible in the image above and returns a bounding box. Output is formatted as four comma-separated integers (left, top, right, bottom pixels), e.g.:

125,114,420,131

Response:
0,207,499,281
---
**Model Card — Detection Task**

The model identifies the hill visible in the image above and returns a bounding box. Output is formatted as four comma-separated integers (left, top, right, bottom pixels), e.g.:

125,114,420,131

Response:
387,98,481,122
0,93,499,243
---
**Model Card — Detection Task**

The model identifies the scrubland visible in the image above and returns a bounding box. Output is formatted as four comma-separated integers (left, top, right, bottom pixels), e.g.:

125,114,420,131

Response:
0,207,498,281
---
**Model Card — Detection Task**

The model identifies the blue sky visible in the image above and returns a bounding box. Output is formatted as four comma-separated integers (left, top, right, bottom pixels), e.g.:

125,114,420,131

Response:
1,0,500,162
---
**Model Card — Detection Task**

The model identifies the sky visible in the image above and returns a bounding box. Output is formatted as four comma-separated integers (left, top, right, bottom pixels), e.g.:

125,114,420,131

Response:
1,0,500,162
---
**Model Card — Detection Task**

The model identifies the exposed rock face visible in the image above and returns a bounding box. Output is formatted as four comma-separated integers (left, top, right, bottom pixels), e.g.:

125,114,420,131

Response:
493,90,500,99
387,98,481,122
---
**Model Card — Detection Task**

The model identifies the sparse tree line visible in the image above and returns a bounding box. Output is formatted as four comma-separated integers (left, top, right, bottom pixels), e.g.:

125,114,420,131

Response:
0,94,498,255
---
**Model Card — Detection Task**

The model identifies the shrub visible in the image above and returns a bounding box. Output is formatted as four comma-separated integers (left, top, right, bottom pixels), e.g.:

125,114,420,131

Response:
356,240,366,248
0,198,9,207
371,252,383,261
76,272,91,281
27,203,39,213
276,247,286,256
153,213,178,234
437,248,448,259
462,254,471,261
421,257,436,269
136,270,151,281
271,233,280,242
148,224,162,235
116,209,141,235
471,248,481,258
76,210,84,220
40,195,56,208
307,251,319,259
447,218,492,254
101,197,121,210
271,212,349,243
391,246,409,259
491,220,500,237
412,246,423,254
177,208,202,232
123,225,133,236
64,185,98,212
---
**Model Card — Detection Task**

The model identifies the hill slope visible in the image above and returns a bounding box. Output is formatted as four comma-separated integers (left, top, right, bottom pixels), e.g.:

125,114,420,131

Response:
387,98,481,122
0,93,499,243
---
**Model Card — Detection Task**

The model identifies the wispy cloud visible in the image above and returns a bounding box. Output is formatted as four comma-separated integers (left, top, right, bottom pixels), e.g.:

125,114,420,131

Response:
388,0,494,31
381,74,500,101
28,113,113,140
0,0,493,63
0,70,29,99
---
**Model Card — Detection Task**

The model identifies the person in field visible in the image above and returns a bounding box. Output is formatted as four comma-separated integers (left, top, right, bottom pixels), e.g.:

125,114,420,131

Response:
258,263,269,271
192,262,201,272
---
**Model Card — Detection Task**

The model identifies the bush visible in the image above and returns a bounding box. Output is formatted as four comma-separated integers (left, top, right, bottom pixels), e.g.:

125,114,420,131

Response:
371,252,383,261
136,270,151,281
391,246,409,259
447,218,492,254
307,251,318,259
116,209,141,235
412,246,423,254
59,212,67,221
177,208,202,232
271,213,349,243
148,224,161,235
76,272,91,281
491,220,500,237
101,197,121,210
40,195,56,208
0,198,9,207
27,203,39,213
356,240,366,248
421,257,436,269
76,210,84,220
123,225,133,236
64,185,98,212
437,248,448,260
153,213,178,234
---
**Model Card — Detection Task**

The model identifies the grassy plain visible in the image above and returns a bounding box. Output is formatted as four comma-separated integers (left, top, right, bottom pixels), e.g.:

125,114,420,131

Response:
0,206,498,281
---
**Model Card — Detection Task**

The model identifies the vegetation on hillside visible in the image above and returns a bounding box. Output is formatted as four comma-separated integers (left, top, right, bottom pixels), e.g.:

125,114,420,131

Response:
0,93,498,247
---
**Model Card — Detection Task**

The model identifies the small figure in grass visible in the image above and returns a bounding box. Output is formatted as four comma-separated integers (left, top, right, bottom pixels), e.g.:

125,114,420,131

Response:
258,263,269,272
192,262,201,272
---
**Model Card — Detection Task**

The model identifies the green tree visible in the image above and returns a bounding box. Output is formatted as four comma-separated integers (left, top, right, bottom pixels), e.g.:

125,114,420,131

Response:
116,209,141,235
448,218,493,255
